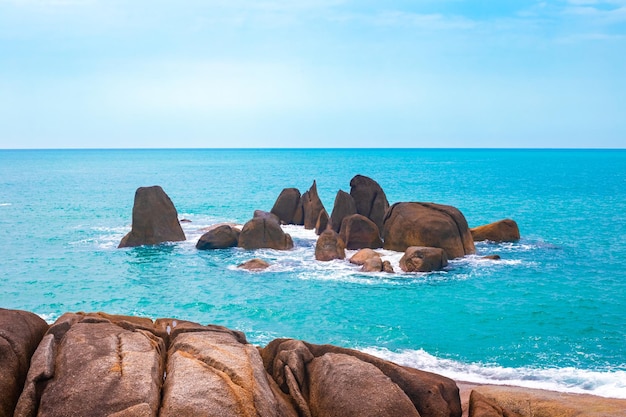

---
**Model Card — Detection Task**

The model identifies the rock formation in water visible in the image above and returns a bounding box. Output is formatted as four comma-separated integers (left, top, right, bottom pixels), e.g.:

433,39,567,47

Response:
301,181,326,230
238,215,294,250
270,188,303,225
196,224,240,250
383,202,475,258
470,219,520,242
118,185,186,248
399,246,448,273
329,190,357,233
339,213,383,250
349,175,389,233
315,228,346,261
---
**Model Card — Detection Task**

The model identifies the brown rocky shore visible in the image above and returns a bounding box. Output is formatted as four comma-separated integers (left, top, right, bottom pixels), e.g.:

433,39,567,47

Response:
1,308,624,417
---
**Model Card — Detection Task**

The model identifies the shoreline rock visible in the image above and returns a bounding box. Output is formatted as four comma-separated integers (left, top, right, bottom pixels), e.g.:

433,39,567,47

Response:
1,309,624,417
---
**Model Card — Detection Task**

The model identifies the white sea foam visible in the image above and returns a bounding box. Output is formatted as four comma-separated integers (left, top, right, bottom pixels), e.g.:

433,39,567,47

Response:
0,203,11,206
362,347,626,399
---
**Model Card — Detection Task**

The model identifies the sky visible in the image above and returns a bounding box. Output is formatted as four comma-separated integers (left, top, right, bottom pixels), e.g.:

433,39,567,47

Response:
0,0,625,148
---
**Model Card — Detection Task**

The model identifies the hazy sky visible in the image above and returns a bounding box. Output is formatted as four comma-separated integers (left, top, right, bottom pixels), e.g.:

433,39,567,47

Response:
1,0,624,148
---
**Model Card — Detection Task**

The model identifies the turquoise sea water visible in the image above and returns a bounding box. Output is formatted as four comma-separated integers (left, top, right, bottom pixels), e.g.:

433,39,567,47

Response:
1,149,625,398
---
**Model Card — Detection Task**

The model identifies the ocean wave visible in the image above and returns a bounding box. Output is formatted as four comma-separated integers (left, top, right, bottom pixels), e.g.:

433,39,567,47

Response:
361,347,626,399
0,202,11,206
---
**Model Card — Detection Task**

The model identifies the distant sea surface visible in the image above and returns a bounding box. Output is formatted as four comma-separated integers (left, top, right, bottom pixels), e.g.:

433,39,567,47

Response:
1,149,625,398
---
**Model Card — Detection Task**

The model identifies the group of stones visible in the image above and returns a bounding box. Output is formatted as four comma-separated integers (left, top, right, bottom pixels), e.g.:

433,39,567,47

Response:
118,175,521,273
4,308,626,417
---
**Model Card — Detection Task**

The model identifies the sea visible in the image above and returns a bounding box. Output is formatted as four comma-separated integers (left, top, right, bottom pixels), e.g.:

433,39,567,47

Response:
1,148,625,399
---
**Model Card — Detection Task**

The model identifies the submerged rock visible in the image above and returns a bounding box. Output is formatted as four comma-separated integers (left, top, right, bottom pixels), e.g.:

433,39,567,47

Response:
237,258,271,270
471,219,520,243
383,202,475,258
118,186,186,248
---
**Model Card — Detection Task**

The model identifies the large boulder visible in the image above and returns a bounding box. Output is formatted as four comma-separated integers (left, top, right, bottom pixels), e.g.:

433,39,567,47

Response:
470,219,520,242
308,353,420,417
400,246,448,273
270,188,303,225
301,181,326,230
349,175,389,233
329,190,357,233
0,309,49,417
261,339,462,417
160,330,297,417
238,217,294,250
118,186,186,248
383,202,475,258
14,313,166,417
315,229,346,261
339,214,383,250
196,224,240,250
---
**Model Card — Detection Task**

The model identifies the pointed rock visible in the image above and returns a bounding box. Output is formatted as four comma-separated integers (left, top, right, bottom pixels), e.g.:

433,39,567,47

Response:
118,186,186,248
329,190,357,233
301,181,326,230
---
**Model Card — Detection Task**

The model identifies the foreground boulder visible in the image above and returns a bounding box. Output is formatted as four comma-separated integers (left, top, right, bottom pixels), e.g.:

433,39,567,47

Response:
329,190,357,233
14,313,166,417
196,224,240,250
400,246,448,273
350,175,389,233
160,329,296,417
118,185,186,248
470,219,520,243
238,217,294,250
315,229,346,261
339,214,383,250
301,181,326,230
270,188,303,225
383,202,475,258
0,309,48,417
261,339,462,417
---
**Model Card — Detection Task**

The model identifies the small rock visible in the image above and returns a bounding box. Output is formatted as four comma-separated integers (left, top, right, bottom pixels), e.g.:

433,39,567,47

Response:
400,246,448,273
